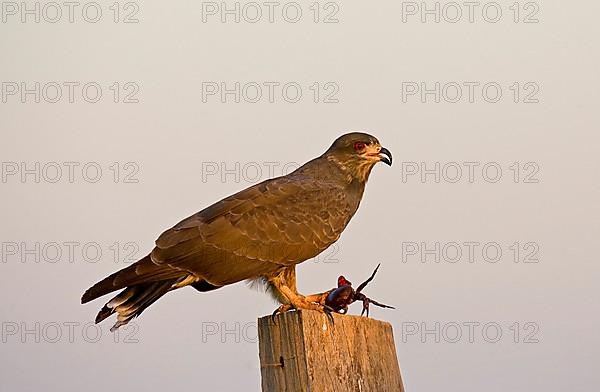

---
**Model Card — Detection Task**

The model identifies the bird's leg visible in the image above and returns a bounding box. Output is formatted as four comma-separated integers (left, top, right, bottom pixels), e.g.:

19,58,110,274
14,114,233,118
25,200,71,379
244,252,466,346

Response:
274,283,333,312
269,268,334,322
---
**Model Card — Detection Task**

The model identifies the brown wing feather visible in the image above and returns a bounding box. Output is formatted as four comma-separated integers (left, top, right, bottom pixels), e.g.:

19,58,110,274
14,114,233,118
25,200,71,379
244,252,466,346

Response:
150,176,353,286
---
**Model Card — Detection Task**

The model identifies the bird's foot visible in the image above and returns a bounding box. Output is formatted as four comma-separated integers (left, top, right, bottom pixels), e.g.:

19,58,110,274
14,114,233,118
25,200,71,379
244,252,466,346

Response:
271,296,335,324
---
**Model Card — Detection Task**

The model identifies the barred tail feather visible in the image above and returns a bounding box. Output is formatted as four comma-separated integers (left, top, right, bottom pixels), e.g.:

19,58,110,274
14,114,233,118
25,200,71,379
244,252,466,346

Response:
94,280,178,332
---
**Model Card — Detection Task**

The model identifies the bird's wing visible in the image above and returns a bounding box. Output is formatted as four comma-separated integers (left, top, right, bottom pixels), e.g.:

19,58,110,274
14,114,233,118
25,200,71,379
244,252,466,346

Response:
150,176,353,285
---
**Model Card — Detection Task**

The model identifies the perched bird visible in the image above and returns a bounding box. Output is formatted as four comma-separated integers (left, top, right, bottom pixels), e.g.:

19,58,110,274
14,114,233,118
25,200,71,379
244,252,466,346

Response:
81,132,392,331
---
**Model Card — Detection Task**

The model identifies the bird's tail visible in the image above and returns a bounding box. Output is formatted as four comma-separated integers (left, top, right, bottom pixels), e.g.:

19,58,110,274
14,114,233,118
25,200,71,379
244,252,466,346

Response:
95,279,178,332
81,255,191,331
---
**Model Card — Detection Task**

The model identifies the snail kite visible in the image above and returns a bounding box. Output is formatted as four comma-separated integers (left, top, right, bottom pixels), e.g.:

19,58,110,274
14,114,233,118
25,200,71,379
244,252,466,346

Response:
81,132,392,330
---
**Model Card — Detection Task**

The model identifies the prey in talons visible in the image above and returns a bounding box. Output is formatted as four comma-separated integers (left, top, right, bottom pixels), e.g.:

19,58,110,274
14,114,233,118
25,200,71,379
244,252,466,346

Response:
322,264,395,317
270,264,394,324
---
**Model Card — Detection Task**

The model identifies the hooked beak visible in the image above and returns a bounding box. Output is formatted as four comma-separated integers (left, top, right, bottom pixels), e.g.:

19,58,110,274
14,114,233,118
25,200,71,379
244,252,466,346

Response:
379,147,392,166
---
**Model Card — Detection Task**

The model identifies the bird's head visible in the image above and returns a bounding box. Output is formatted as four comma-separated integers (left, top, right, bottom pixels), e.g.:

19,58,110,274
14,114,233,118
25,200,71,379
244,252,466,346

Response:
324,132,392,182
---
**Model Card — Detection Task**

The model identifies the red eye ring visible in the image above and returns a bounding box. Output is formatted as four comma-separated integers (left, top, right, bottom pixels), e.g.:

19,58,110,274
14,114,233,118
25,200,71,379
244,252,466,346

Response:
354,142,366,152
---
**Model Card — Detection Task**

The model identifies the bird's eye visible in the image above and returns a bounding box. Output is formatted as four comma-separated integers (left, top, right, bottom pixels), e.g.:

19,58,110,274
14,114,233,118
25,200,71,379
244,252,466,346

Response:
354,142,366,152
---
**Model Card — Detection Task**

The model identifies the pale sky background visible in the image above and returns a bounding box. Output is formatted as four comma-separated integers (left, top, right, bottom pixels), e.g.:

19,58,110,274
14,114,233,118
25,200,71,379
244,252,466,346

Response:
1,1,599,391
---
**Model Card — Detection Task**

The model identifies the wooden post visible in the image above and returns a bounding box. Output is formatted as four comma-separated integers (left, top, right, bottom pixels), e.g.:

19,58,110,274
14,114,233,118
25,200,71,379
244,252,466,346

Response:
258,310,404,392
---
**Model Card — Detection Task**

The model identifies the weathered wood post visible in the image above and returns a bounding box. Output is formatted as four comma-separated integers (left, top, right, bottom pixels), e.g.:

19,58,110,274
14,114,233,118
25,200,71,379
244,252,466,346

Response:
258,310,404,392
